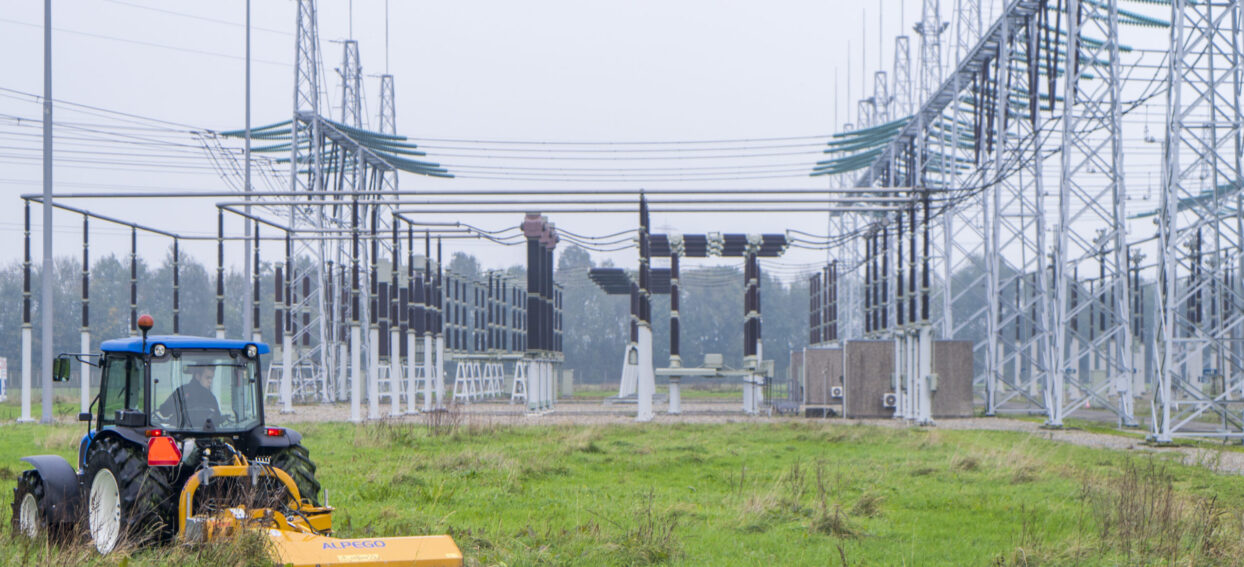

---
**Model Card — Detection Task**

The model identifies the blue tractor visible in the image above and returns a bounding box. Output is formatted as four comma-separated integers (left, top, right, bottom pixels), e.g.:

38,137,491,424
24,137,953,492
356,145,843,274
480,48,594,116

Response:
11,315,321,553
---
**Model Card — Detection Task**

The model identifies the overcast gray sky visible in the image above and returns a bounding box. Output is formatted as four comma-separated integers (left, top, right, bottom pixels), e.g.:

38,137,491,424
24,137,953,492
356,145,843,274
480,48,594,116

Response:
2,1,1018,280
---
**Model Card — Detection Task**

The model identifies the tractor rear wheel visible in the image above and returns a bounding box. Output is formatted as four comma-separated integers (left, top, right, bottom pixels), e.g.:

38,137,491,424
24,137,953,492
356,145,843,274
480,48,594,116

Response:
269,444,321,506
84,437,177,554
10,470,68,541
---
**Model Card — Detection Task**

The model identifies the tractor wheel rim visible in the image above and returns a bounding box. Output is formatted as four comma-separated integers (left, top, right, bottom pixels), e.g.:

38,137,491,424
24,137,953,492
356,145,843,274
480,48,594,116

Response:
89,469,121,554
18,492,39,539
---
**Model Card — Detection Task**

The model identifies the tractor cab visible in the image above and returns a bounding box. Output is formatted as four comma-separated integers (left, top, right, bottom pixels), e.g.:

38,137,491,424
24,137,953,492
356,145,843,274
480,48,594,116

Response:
74,329,275,470
93,335,267,433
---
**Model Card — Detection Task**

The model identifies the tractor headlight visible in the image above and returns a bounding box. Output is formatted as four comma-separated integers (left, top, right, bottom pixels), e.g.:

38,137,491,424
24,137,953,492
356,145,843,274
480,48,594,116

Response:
244,345,258,359
152,344,166,358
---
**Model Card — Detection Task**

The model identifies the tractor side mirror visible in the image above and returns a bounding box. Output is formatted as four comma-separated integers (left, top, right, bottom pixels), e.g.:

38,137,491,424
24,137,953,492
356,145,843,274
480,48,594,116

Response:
51,357,71,383
78,412,92,423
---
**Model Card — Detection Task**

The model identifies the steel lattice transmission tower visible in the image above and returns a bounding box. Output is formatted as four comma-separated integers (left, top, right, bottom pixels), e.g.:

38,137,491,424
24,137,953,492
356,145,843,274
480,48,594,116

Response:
873,71,891,125
1049,0,1135,428
915,0,947,101
284,0,333,405
892,36,914,119
1156,0,1244,442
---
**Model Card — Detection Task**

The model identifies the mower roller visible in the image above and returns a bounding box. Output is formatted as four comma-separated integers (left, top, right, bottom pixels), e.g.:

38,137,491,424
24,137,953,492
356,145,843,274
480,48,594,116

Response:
11,315,462,566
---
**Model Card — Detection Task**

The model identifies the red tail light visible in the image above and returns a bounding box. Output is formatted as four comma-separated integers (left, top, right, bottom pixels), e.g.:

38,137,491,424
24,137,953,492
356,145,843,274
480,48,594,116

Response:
265,428,285,437
145,428,164,438
147,436,181,467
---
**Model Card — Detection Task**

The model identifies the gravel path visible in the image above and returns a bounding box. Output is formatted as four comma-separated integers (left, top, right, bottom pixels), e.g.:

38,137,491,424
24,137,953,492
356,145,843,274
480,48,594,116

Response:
268,399,1244,477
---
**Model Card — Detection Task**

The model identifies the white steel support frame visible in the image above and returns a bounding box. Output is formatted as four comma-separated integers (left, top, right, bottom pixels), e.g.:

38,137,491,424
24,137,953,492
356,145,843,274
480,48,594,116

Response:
287,0,333,404
893,36,915,120
983,10,1052,416
1156,0,1244,442
874,71,892,126
406,329,418,414
422,333,434,411
1050,0,1136,428
916,0,946,102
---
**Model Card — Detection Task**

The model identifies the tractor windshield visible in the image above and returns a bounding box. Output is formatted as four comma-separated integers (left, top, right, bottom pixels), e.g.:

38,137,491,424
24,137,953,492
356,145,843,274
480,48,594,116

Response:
150,350,261,433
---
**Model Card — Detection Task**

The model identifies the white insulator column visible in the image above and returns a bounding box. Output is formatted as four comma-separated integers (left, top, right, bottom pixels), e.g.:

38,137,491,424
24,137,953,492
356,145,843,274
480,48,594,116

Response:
350,323,362,423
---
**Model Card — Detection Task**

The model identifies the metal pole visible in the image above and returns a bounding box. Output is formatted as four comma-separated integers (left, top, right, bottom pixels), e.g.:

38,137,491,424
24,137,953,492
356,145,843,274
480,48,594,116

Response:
243,0,254,340
40,0,54,424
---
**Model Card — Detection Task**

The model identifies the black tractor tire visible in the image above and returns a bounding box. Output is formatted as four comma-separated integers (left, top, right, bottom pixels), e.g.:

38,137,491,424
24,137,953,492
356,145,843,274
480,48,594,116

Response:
83,436,178,551
10,470,71,542
268,444,321,506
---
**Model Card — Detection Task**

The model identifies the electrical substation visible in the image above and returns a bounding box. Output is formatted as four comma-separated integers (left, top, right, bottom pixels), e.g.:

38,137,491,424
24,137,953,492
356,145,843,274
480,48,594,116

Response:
12,0,1244,563
9,0,1244,443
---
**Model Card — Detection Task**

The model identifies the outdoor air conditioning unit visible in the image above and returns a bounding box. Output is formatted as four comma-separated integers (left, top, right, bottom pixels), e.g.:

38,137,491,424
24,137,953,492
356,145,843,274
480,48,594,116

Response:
830,386,844,399
881,392,898,408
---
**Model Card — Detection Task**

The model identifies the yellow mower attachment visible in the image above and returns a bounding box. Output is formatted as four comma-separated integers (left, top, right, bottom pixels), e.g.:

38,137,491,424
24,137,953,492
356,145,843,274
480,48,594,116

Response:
177,456,462,566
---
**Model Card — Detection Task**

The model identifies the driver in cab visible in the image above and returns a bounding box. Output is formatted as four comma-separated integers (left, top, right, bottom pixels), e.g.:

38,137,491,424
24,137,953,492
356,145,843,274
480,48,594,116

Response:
157,364,222,429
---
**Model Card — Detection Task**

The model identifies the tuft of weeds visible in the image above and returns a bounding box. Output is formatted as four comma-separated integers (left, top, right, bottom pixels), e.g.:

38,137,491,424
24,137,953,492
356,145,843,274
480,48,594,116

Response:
1080,457,1244,565
356,420,424,448
952,454,981,472
1010,464,1038,484
426,404,464,436
810,503,855,538
560,427,605,455
849,490,884,518
599,491,681,565
185,529,275,567
910,466,937,477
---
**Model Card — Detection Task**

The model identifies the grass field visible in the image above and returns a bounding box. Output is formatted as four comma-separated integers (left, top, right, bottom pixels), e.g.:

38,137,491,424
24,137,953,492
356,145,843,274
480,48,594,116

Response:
1,419,1243,566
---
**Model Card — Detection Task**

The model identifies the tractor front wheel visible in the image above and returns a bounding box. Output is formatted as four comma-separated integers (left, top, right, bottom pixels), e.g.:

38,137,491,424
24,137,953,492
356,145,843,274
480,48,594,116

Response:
84,437,176,554
269,444,322,507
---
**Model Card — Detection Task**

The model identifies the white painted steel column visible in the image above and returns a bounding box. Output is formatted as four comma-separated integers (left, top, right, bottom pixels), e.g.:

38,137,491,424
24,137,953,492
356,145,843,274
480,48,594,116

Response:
19,327,32,423
894,335,905,419
434,335,445,409
80,330,90,413
337,342,348,402
368,326,380,419
526,359,539,413
918,326,934,425
636,325,655,422
406,330,418,414
389,326,401,416
667,364,682,416
350,323,361,423
754,341,764,409
281,335,293,413
422,334,433,412
18,325,31,422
